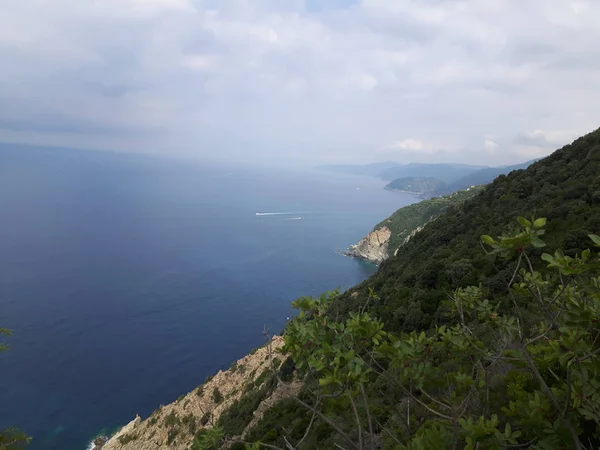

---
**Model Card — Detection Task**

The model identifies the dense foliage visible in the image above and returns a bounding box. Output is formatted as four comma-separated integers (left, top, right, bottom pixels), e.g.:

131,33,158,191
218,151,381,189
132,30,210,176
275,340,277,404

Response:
235,217,600,449
371,187,483,259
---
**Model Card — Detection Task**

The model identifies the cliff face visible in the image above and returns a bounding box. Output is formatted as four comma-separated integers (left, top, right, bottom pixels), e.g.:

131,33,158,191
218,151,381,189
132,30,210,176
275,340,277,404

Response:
100,336,296,450
346,226,391,264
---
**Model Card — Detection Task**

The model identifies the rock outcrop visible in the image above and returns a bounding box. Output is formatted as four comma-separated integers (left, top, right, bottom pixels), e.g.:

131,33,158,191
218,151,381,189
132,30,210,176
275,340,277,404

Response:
101,336,290,450
345,226,391,264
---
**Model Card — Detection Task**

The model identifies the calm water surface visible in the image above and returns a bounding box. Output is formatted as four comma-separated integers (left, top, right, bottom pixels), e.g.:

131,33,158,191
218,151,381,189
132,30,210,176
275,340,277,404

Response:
0,146,417,449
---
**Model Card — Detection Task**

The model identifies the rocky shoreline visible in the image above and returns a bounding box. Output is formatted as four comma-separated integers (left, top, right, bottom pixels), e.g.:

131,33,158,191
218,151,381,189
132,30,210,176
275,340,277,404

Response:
342,226,391,265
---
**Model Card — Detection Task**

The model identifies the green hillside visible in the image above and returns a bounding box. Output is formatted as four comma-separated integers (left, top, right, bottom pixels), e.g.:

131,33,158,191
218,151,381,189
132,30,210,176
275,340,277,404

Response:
374,186,484,259
337,128,600,326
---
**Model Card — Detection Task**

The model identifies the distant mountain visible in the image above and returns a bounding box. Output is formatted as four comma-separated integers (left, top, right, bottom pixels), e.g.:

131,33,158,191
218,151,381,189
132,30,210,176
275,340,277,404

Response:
317,160,537,197
376,163,487,183
384,177,447,197
314,161,400,177
316,162,489,183
436,159,537,195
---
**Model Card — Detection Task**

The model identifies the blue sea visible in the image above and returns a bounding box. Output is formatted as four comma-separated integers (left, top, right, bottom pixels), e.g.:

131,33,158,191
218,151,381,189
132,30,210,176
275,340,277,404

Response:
0,145,417,450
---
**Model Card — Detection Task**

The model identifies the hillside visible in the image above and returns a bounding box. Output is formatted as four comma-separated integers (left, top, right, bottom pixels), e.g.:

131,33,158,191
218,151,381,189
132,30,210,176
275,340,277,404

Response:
346,186,484,264
377,163,484,183
100,128,600,450
383,176,447,197
337,128,600,326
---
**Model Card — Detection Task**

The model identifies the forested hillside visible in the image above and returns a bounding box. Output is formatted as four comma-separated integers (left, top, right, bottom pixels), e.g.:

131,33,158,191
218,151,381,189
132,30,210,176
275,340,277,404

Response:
374,186,483,257
336,128,600,328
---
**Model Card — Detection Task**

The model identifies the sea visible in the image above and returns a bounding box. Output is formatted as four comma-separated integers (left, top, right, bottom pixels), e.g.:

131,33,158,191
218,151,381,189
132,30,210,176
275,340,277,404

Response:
0,145,417,450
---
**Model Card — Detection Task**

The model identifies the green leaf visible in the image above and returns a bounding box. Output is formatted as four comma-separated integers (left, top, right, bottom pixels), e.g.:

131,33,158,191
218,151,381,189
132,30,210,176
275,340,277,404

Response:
517,216,532,227
589,234,600,247
533,217,547,228
541,253,555,264
531,237,546,248
481,235,497,246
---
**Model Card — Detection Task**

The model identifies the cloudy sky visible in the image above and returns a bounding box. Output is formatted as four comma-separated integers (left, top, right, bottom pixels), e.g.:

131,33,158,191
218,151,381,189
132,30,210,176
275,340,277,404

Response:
1,0,599,166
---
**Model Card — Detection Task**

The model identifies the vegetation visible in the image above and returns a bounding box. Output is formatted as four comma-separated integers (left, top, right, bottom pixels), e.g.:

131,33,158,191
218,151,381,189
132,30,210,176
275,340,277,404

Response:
191,426,224,450
217,374,276,436
117,432,138,445
236,217,600,449
212,388,223,404
384,177,447,197
339,128,600,329
200,412,211,426
163,411,181,428
368,186,483,260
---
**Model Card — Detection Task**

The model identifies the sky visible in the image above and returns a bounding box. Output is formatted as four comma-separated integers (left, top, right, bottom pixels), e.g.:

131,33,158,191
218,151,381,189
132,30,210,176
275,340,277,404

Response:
0,0,599,166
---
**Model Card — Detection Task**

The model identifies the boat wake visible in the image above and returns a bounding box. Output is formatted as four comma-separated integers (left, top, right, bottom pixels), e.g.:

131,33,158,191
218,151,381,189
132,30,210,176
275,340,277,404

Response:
255,212,295,216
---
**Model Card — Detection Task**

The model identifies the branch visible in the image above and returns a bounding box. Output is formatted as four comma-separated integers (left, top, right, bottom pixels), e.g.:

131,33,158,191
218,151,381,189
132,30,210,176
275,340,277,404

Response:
520,344,582,450
562,365,572,418
399,387,454,421
508,252,523,289
347,392,363,450
294,397,360,450
296,399,319,449
359,383,374,441
525,323,554,347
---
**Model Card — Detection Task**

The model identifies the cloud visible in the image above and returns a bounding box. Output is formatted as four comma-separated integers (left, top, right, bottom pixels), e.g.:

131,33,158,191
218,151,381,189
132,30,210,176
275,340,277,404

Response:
387,139,426,152
0,0,599,165
484,140,500,154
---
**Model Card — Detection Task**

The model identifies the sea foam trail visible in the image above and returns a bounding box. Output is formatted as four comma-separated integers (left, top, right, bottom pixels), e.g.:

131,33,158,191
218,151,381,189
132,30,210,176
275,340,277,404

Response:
255,212,295,216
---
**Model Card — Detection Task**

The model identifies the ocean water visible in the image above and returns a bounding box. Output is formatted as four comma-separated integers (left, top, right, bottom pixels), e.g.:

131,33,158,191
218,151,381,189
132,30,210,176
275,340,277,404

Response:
0,145,417,450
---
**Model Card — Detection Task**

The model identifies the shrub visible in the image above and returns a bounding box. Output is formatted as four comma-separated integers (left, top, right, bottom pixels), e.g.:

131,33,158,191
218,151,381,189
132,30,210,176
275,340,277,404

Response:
117,433,138,445
200,411,211,426
163,411,180,428
212,387,223,404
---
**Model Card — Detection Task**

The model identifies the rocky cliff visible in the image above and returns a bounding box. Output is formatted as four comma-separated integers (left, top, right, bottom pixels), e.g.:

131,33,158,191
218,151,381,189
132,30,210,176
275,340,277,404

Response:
98,336,298,450
345,226,391,264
